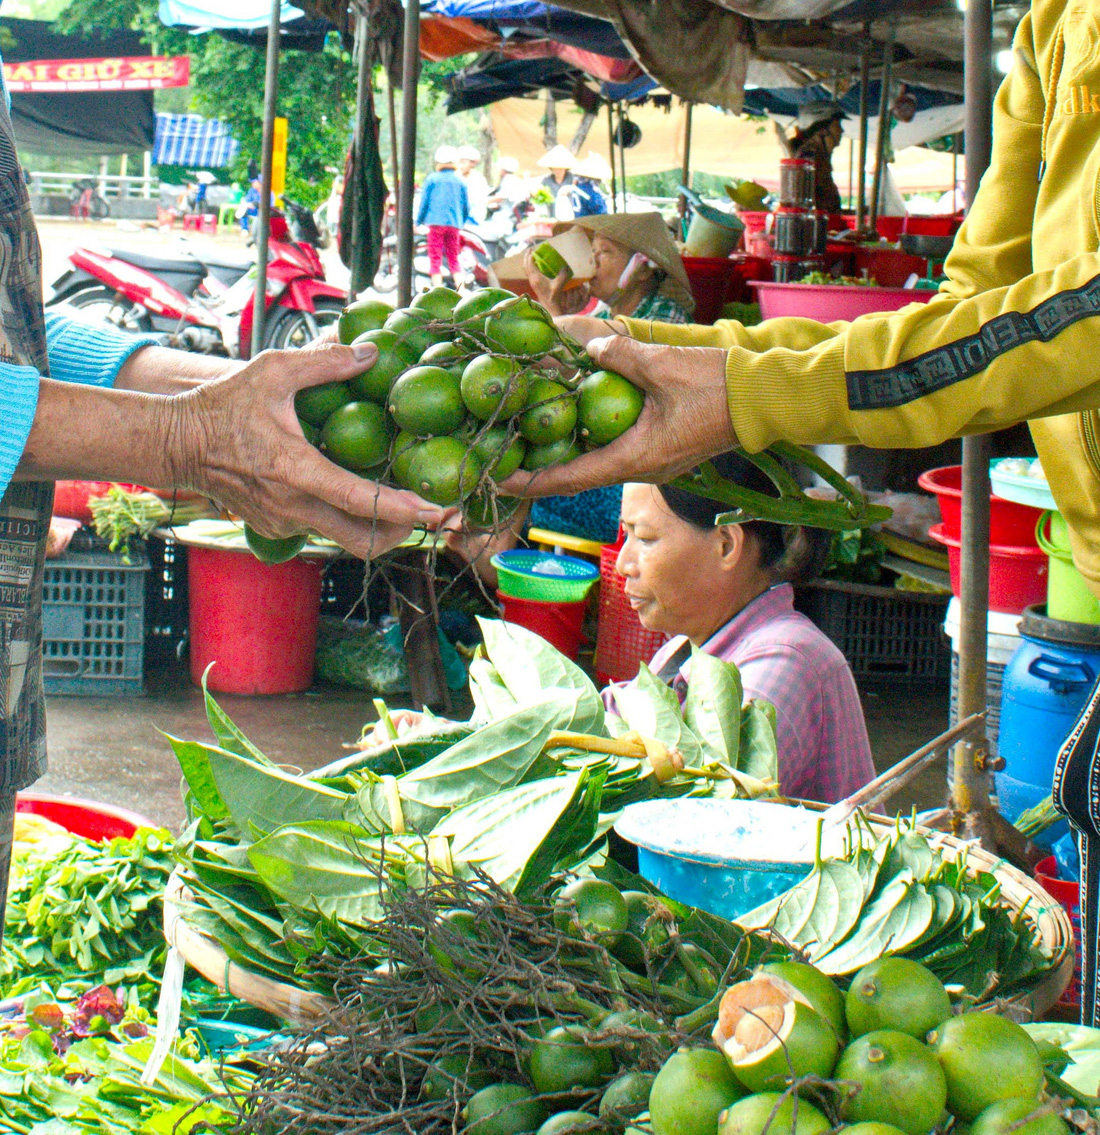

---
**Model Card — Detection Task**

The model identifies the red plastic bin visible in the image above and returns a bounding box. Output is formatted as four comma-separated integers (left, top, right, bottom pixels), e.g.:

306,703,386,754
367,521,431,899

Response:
498,592,587,660
595,541,667,684
918,464,1043,545
929,523,1048,614
903,215,962,236
15,792,156,840
682,256,742,324
1035,855,1080,1010
187,545,323,695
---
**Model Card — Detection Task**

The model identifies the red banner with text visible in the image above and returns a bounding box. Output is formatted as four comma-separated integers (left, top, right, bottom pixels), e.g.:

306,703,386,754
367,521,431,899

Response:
3,55,190,93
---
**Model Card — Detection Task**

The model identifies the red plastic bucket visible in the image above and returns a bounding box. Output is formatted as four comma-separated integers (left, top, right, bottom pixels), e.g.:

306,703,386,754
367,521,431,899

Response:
929,523,1049,614
682,256,742,324
187,546,323,695
918,465,1042,545
1035,855,1081,1009
15,792,155,839
497,592,587,660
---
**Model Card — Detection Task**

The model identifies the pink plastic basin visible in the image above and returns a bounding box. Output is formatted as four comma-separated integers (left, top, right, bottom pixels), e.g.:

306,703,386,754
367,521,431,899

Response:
750,280,934,322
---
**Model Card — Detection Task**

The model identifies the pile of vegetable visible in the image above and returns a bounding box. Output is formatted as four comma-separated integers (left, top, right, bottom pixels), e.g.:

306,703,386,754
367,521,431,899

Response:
1,815,175,1004
0,985,253,1135
170,620,781,987
88,486,212,562
218,863,1084,1135
736,817,1056,999
249,286,891,563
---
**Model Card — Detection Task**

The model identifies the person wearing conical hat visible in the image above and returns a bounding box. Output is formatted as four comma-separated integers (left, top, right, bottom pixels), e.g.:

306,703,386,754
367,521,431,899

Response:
571,152,609,218
537,144,576,193
523,211,694,325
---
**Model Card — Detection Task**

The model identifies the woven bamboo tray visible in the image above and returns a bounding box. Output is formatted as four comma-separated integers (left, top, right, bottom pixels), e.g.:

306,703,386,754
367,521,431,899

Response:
163,818,1075,1025
163,870,333,1023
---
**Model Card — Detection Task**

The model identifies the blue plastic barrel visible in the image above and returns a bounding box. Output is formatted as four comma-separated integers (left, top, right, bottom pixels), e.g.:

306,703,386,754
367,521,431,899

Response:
996,606,1100,844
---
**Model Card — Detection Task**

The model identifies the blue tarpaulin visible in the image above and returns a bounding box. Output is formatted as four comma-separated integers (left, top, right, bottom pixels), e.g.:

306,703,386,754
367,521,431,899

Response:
158,0,305,28
153,113,240,167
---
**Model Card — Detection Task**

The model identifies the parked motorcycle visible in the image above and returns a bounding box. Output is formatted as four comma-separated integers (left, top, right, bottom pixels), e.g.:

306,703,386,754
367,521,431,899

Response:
47,203,344,358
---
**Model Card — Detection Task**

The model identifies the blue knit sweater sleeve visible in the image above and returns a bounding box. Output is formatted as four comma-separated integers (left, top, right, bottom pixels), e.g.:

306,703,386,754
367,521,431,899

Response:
0,314,159,498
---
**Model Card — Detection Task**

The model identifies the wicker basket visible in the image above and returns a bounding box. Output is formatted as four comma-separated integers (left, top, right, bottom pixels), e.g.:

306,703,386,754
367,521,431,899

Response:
164,820,1073,1024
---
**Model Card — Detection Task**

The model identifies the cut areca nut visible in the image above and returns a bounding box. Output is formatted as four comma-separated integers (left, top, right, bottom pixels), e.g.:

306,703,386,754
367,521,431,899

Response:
712,973,840,1093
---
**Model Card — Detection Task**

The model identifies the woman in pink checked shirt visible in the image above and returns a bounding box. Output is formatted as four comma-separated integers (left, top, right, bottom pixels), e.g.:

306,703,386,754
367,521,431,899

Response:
603,450,875,804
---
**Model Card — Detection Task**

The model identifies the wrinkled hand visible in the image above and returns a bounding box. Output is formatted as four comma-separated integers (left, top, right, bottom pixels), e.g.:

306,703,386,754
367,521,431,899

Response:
555,314,627,348
502,335,738,497
523,249,590,316
166,340,445,560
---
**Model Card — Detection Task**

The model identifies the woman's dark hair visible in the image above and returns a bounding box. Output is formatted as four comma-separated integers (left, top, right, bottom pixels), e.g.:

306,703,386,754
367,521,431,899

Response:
657,450,830,585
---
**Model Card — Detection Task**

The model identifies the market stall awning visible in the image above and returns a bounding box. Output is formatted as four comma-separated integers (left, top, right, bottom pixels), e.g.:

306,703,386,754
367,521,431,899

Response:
1,17,155,155
153,112,240,168
157,0,306,28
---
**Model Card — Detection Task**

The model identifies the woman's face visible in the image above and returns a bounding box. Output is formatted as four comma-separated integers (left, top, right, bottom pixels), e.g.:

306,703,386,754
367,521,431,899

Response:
616,484,752,643
589,235,634,301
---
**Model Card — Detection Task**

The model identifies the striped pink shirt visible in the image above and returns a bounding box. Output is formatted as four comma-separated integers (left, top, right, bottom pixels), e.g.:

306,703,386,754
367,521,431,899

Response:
603,583,875,803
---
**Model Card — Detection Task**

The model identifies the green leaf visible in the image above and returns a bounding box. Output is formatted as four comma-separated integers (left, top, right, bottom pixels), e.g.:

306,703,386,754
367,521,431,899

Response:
814,874,935,975
398,692,580,810
248,822,422,927
738,700,778,782
434,771,593,892
165,736,229,822
468,655,520,724
195,741,350,837
479,617,606,735
200,666,272,766
684,647,743,765
612,664,705,767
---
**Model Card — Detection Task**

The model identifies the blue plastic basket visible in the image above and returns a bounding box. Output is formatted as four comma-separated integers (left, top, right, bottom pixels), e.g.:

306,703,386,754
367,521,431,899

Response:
491,549,599,602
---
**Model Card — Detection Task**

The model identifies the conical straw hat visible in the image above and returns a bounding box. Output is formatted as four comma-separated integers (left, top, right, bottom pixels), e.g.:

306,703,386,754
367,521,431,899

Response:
536,144,577,170
553,211,695,315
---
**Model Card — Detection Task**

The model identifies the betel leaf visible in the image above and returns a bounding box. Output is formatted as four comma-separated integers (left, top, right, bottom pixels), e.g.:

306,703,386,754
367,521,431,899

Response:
738,700,779,782
613,664,705,768
684,647,743,765
195,741,350,837
468,655,520,725
248,822,422,928
200,666,272,766
166,735,230,822
434,770,593,893
398,692,580,810
479,617,607,736
813,873,935,974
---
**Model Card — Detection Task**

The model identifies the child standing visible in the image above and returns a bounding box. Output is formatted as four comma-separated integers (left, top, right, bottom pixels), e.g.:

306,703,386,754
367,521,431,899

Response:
417,146,470,287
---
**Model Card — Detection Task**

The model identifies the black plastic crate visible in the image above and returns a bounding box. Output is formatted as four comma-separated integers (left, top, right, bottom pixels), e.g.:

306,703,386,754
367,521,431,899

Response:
795,578,951,684
41,549,148,694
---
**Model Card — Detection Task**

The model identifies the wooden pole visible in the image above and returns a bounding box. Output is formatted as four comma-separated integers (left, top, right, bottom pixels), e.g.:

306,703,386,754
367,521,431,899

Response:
868,22,895,237
250,0,281,357
349,13,373,301
855,43,870,230
678,101,694,229
396,0,421,307
606,101,617,212
954,0,995,838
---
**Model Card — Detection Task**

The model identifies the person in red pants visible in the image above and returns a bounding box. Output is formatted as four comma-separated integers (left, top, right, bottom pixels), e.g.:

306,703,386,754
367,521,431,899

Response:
417,146,470,287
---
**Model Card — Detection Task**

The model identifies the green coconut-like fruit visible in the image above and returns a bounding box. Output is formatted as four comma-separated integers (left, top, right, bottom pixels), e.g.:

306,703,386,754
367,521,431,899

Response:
717,1093,831,1135
649,1048,745,1135
713,974,839,1093
845,957,952,1041
834,1030,947,1135
970,1098,1069,1135
759,961,846,1043
928,1013,1045,1122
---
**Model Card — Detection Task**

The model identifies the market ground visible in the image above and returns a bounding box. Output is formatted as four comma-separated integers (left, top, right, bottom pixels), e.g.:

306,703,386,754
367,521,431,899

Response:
33,217,951,832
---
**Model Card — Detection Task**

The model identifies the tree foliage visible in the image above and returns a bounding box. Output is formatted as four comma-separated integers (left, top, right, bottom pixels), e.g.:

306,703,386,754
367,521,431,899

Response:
57,0,356,202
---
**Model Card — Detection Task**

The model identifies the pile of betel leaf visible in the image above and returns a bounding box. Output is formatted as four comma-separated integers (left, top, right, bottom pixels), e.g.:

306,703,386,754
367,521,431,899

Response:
169,619,781,988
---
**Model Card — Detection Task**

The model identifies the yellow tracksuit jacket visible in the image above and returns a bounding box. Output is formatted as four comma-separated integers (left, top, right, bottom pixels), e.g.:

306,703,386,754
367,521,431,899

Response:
621,0,1100,594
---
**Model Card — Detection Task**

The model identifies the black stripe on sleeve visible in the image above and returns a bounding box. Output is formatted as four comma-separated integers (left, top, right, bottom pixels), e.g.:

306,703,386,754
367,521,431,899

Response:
846,273,1100,410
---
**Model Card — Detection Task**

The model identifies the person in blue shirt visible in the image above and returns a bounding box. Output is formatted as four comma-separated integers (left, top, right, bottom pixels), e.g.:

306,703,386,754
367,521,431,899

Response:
570,153,609,218
0,54,444,949
416,146,470,287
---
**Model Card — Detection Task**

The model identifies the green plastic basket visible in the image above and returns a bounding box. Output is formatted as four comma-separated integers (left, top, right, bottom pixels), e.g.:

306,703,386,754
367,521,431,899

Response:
492,549,599,602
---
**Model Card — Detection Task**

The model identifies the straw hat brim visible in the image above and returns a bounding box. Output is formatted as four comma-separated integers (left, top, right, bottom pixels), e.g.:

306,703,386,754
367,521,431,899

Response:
553,212,695,316
537,144,578,170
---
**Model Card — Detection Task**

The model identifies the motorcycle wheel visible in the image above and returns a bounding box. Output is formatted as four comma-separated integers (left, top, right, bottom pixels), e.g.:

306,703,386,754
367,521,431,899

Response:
262,297,344,350
55,285,152,333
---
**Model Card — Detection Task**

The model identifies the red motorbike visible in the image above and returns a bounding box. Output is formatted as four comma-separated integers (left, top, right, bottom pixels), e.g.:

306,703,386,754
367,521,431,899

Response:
47,203,346,358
